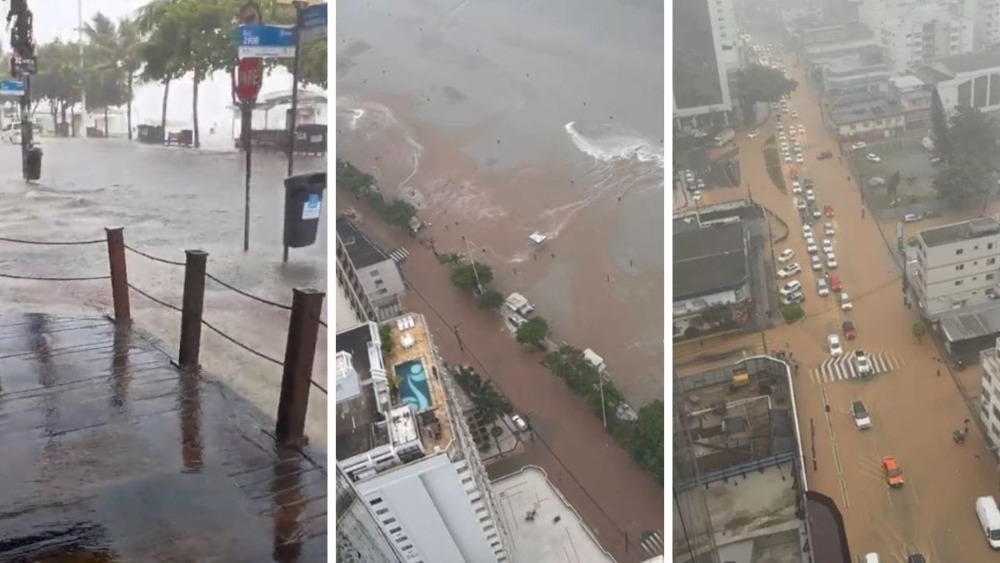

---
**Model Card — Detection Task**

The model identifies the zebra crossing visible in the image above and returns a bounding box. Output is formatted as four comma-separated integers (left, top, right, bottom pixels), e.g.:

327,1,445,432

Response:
639,531,664,556
809,350,903,384
388,247,409,264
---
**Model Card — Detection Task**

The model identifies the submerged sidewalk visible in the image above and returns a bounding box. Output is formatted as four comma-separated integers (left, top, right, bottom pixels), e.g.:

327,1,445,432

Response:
0,313,327,561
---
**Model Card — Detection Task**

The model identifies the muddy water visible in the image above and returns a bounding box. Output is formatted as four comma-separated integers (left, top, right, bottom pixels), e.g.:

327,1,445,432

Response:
691,45,1000,560
336,0,665,405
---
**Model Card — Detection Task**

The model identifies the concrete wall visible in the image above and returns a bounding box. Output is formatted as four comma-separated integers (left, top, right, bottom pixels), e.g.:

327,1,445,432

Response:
915,232,1000,318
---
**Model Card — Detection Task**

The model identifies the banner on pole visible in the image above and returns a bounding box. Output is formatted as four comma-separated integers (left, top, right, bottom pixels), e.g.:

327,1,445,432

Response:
235,24,295,59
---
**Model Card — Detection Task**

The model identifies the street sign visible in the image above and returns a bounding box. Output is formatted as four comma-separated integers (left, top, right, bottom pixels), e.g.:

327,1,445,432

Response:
302,193,322,220
236,58,263,103
299,3,327,43
0,79,25,97
235,24,296,59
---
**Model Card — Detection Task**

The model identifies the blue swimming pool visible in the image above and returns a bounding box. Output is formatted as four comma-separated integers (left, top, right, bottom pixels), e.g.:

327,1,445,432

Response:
396,360,432,412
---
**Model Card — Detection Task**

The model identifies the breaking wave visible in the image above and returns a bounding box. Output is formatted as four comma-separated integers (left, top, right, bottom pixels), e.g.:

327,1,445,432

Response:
564,121,664,167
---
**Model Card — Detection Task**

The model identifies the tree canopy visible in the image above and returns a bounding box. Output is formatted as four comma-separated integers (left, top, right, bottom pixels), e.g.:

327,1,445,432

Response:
950,106,998,168
450,262,494,289
932,157,990,206
740,64,797,104
516,317,550,346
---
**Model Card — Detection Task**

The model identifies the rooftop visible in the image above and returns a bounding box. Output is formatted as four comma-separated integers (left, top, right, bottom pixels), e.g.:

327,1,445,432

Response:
336,218,392,269
673,222,748,301
828,92,902,125
335,315,455,474
940,303,1000,342
926,49,1000,77
891,75,927,90
493,466,615,562
0,313,327,560
919,217,1000,247
335,276,365,331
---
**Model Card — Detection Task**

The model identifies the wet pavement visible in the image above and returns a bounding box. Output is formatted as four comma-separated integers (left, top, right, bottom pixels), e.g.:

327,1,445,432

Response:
341,202,664,563
0,139,328,446
685,45,1000,561
0,313,326,561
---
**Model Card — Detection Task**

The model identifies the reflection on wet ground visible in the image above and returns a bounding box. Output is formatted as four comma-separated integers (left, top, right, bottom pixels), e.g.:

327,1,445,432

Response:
0,313,327,561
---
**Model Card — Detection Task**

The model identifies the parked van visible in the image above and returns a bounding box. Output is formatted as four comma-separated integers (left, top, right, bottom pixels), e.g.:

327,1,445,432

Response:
829,273,843,292
863,554,880,563
976,496,1000,548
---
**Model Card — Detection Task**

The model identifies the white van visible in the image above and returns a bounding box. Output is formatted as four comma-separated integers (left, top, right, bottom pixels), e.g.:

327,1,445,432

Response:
976,496,1000,548
863,554,879,563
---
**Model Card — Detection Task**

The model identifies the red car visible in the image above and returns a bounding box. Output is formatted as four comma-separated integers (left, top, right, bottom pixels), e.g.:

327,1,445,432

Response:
842,321,856,340
824,205,835,217
882,456,904,487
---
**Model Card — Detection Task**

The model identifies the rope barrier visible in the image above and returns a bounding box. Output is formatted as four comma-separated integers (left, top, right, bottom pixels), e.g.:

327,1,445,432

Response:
318,319,327,329
311,380,328,395
201,319,284,366
123,244,186,267
127,282,183,313
205,273,293,311
0,272,110,282
0,235,105,245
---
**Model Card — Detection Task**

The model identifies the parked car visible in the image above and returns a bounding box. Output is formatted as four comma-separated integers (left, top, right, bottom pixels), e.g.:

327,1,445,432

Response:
784,154,793,162
778,248,795,262
805,189,815,202
510,414,530,432
806,238,818,254
791,181,802,194
824,205,835,217
903,213,922,223
830,273,842,291
748,128,760,138
851,141,867,150
777,263,802,278
866,153,881,163
817,278,830,296
868,177,886,187
822,239,834,254
692,191,703,202
817,150,833,160
811,255,823,270
854,349,872,375
852,400,872,429
811,207,822,219
824,222,836,236
842,321,856,340
795,154,804,163
840,292,853,310
781,290,806,305
828,334,843,356
780,280,802,296
803,224,813,238
826,253,838,268
882,455,904,487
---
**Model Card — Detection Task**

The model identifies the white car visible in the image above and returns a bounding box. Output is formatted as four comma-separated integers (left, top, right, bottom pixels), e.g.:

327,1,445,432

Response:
866,153,881,163
797,125,806,133
851,141,867,150
780,279,802,296
806,237,818,254
840,292,853,310
817,278,830,296
853,350,872,375
784,154,793,163
811,255,822,270
778,263,802,278
780,141,789,150
778,248,795,262
826,253,838,268
692,191,703,202
510,414,530,432
824,222,836,236
805,189,815,202
828,334,843,356
852,401,872,430
803,225,813,238
748,129,760,138
781,291,806,305
796,197,806,210
791,111,800,118
811,207,822,219
822,239,834,253
791,181,802,194
795,154,805,163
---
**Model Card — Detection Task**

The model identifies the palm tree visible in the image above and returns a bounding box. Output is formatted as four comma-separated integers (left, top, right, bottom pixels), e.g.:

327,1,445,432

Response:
83,13,140,138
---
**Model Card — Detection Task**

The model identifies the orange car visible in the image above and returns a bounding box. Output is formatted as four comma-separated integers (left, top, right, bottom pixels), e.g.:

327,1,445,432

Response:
882,456,904,487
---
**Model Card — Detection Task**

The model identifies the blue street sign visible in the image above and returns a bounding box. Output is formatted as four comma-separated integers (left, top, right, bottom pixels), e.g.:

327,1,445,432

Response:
302,193,322,220
235,24,296,59
300,3,327,43
0,79,25,97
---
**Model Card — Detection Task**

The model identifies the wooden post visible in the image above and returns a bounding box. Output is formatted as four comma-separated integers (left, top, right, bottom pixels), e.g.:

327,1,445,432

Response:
105,226,130,323
276,287,325,446
178,250,208,371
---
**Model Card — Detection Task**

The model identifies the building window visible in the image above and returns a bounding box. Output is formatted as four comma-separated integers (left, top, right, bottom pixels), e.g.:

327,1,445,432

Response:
957,264,965,271
990,258,997,265
956,280,964,286
370,270,380,277
991,273,997,281
992,405,1000,420
376,507,389,515
389,527,402,535
990,243,996,250
957,248,965,255
375,278,385,287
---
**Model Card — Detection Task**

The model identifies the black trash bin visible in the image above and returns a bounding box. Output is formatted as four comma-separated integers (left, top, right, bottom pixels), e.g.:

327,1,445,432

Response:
283,172,327,248
25,145,42,181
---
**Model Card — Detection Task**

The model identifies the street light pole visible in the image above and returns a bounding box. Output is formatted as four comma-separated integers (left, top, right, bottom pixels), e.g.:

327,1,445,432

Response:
462,236,483,294
78,0,86,137
285,1,305,178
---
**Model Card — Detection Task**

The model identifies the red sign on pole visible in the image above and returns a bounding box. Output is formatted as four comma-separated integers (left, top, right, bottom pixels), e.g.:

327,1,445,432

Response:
236,57,263,104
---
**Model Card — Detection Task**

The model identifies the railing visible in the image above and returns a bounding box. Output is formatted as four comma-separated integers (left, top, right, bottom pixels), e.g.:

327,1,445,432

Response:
673,450,798,492
0,227,326,446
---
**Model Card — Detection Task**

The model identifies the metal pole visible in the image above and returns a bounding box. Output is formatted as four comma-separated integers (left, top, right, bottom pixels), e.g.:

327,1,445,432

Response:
285,2,304,177
20,75,29,179
78,0,86,136
242,105,253,252
178,250,208,370
105,226,131,323
599,372,607,429
464,236,483,293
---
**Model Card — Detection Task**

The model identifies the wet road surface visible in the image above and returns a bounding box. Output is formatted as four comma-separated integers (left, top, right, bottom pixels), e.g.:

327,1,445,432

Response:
341,201,663,562
0,313,326,561
688,52,1000,560
0,139,328,446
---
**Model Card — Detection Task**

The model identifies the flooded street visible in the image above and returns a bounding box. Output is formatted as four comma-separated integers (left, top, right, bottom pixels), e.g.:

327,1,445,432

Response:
336,0,665,405
0,139,328,446
685,48,1000,560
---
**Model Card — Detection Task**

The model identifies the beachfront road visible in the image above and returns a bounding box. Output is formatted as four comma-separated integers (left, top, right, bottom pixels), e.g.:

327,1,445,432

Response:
342,201,664,562
693,49,1000,560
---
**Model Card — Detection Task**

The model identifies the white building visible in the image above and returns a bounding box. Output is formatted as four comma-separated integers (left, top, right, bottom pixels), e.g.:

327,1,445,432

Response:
336,319,511,563
921,49,1000,114
881,6,974,74
673,0,733,129
913,218,1000,321
958,0,1000,48
980,339,1000,447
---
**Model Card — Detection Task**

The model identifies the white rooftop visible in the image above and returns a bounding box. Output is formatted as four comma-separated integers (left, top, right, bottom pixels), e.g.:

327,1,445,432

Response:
493,466,614,562
891,75,925,90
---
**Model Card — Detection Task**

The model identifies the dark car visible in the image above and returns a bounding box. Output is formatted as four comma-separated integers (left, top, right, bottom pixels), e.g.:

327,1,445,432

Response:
842,321,856,340
906,554,925,563
817,150,834,160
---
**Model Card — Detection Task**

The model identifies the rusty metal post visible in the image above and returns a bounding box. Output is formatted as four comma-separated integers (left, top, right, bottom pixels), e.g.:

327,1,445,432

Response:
178,250,208,371
105,226,131,323
276,287,325,446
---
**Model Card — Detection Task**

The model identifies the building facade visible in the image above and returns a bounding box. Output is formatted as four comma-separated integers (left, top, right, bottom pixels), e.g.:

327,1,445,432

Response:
913,218,1000,320
336,319,511,562
925,50,1000,115
337,465,403,563
674,0,734,130
981,341,1000,448
825,91,906,140
889,75,932,130
881,10,974,75
336,218,405,321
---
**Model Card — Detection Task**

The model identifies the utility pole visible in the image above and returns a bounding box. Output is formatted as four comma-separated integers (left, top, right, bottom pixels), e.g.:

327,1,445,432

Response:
461,235,484,294
78,0,86,137
8,0,36,180
285,1,306,178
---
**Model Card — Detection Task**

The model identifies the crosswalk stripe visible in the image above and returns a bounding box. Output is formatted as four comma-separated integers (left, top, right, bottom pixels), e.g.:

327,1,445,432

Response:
807,350,905,385
639,532,663,554
389,248,409,263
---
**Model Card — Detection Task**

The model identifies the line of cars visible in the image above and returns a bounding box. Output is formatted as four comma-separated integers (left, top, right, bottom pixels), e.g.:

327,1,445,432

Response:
678,168,706,203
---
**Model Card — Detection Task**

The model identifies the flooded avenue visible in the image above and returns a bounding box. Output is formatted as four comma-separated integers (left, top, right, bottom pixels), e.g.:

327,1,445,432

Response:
0,139,329,445
687,51,1000,560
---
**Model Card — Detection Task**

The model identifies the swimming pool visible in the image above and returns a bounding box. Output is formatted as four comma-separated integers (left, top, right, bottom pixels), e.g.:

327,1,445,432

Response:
395,360,433,412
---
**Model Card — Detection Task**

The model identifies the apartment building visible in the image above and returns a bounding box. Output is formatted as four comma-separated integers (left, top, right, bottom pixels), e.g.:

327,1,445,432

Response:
674,0,734,130
913,218,1000,321
336,464,403,563
882,7,974,74
336,318,511,562
336,218,405,321
958,0,1000,48
980,341,1000,448
919,49,1000,115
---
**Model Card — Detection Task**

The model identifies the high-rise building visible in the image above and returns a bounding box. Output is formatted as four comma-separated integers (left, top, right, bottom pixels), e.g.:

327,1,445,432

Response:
859,0,975,74
336,464,403,563
912,217,1000,320
673,0,734,130
336,218,405,321
335,318,511,562
958,0,1000,49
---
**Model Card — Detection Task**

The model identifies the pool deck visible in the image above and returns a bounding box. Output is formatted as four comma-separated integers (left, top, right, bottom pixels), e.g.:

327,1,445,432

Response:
0,313,327,561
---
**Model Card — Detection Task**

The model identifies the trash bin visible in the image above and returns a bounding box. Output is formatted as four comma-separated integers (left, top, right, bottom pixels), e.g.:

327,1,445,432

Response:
26,145,42,181
283,172,327,248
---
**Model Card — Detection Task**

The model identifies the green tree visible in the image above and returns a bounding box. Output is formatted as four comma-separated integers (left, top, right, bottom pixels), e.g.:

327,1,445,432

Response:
298,39,327,88
950,106,998,168
452,366,512,453
379,323,394,356
912,321,927,341
630,400,664,483
84,14,142,139
886,171,901,203
478,289,504,310
33,40,82,134
931,88,952,162
933,157,990,206
738,64,797,123
450,262,494,289
137,4,187,135
516,317,550,347
780,303,804,323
